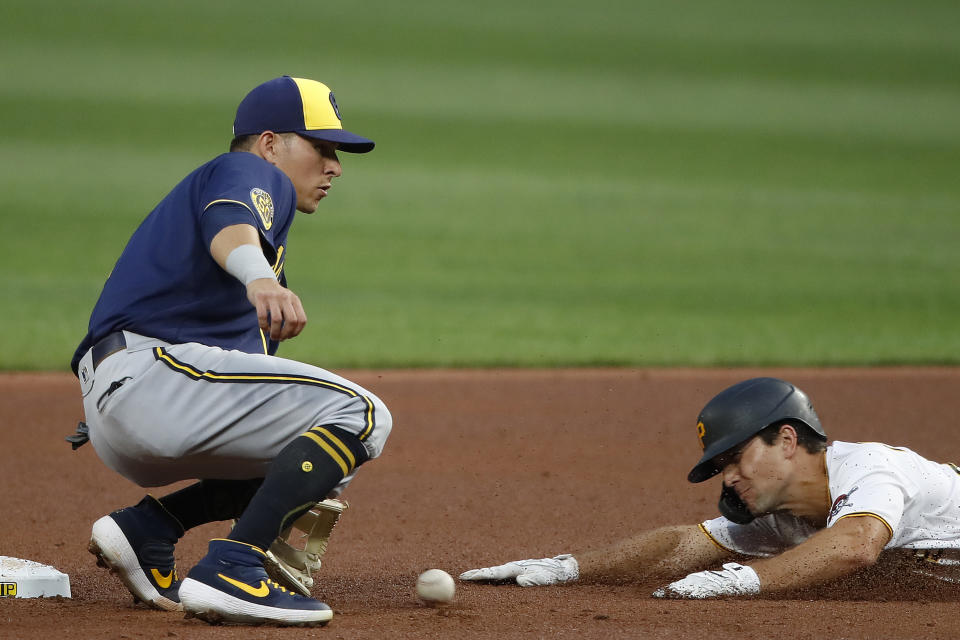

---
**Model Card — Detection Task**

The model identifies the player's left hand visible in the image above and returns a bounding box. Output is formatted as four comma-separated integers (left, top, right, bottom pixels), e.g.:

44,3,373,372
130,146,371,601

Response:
652,562,760,599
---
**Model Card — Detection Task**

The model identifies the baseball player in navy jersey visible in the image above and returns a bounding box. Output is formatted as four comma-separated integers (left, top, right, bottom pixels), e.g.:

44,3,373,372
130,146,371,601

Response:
461,378,960,597
70,76,392,627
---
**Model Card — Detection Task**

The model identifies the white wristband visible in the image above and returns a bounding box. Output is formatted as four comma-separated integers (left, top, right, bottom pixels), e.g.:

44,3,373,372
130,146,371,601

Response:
224,244,277,285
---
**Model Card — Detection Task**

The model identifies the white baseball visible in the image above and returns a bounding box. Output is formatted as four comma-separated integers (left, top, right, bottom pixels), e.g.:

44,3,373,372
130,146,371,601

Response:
416,568,455,604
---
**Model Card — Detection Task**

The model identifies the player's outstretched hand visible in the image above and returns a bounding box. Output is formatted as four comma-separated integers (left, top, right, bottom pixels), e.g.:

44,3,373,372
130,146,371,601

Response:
459,555,579,587
652,562,760,599
246,278,307,341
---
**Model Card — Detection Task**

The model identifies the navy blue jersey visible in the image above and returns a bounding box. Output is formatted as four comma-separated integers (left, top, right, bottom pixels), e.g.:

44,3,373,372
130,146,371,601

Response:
72,152,297,374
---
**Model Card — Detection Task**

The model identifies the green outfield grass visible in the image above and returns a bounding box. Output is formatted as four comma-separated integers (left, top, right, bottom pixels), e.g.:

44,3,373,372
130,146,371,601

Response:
1,0,958,369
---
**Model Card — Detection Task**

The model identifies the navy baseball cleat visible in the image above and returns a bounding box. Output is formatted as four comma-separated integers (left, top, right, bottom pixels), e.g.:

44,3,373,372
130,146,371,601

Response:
88,495,185,611
178,539,333,627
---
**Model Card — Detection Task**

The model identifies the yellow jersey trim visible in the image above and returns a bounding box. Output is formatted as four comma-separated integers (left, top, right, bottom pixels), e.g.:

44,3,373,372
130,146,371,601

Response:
272,246,285,277
834,512,894,538
259,329,268,354
824,451,832,516
698,522,736,554
203,198,254,214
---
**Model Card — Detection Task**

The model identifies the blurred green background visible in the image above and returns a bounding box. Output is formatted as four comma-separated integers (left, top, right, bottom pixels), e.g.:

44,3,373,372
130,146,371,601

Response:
1,0,958,370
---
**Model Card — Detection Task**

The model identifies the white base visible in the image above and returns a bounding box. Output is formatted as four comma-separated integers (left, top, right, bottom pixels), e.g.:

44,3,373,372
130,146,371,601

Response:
0,556,71,598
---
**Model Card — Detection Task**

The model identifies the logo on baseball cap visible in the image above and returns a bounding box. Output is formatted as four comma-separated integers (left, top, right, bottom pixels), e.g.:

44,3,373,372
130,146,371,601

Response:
233,76,374,153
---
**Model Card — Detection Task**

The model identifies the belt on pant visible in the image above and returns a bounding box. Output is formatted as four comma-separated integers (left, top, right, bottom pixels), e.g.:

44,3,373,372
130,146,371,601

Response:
91,331,127,370
68,331,128,451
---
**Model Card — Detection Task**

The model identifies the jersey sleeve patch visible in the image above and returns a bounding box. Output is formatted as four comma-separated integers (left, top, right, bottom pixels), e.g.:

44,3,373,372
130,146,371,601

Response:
250,188,274,230
828,486,859,520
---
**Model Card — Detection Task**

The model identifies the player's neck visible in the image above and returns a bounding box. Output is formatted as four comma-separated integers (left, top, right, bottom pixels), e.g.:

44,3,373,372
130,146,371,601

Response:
781,451,830,525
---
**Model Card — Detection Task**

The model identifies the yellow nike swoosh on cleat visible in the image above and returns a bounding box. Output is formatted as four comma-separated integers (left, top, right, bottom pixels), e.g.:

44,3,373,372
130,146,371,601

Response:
151,569,174,589
217,573,270,597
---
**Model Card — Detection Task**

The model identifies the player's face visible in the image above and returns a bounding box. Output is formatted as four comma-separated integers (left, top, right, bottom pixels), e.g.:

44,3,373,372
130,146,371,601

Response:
273,134,342,213
717,434,790,516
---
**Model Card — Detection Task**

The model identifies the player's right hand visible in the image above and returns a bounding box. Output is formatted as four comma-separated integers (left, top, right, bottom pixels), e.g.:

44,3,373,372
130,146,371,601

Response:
652,562,761,599
459,554,579,586
246,278,307,341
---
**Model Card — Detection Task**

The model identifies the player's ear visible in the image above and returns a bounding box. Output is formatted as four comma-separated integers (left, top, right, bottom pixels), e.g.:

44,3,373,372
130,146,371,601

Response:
779,423,798,456
255,131,282,165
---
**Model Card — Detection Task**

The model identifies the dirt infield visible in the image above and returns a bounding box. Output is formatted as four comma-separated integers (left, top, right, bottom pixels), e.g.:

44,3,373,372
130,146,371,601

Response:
2,368,959,639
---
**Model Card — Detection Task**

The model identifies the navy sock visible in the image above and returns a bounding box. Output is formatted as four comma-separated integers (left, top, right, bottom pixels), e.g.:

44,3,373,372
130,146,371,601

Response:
159,478,263,531
132,495,185,540
228,425,367,551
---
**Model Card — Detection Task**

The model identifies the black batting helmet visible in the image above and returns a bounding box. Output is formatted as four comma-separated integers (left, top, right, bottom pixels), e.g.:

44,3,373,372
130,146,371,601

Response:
687,377,825,483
